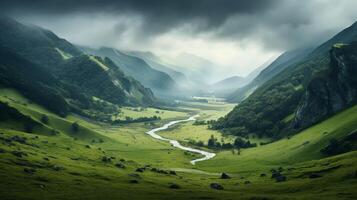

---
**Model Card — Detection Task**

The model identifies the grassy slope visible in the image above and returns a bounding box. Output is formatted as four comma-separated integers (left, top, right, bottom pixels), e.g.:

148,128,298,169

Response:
0,90,356,200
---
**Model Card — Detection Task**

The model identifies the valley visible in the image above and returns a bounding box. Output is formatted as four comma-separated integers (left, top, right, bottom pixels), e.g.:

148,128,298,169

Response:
0,7,357,200
1,89,356,200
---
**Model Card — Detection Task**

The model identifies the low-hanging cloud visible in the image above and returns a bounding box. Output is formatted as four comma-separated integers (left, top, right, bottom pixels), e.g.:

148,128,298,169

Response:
1,0,357,77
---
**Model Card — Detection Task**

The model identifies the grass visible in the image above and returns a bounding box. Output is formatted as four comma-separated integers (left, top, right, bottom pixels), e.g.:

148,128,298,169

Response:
89,56,109,71
0,88,357,200
55,47,73,60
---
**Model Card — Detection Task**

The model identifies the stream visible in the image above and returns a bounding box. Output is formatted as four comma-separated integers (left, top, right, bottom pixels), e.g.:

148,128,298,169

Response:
146,115,216,165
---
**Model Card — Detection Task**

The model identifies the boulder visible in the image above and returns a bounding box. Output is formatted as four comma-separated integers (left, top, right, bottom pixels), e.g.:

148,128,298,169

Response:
309,173,322,179
275,175,286,182
129,180,139,184
260,173,267,177
169,171,177,176
24,168,36,174
169,183,180,189
136,168,145,173
115,163,126,169
210,183,223,190
221,173,231,179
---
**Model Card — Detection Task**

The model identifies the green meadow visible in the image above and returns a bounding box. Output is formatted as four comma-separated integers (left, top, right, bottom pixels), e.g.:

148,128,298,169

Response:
0,89,356,200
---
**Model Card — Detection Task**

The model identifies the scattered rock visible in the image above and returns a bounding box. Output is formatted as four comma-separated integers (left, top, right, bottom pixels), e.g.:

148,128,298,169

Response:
12,151,27,158
115,163,126,169
244,181,251,184
260,173,267,177
120,159,125,162
136,168,145,173
275,175,286,182
271,170,286,182
85,145,91,149
0,148,5,153
278,167,283,172
129,180,139,184
66,147,71,150
43,157,50,161
169,183,180,189
158,169,169,174
309,173,322,179
101,156,111,163
24,168,36,174
354,170,357,178
210,183,223,190
151,168,157,172
11,136,27,144
128,173,141,179
52,165,65,171
221,173,231,179
169,171,177,176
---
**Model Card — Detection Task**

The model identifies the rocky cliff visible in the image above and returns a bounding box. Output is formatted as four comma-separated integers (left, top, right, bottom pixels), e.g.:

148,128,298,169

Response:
294,42,357,129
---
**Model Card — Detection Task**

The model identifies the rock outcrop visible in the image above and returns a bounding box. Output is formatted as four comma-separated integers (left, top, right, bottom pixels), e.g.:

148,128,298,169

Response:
294,42,357,129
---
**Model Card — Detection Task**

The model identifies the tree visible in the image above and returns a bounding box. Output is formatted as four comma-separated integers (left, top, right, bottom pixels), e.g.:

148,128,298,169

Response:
41,114,49,124
207,135,216,147
71,122,80,132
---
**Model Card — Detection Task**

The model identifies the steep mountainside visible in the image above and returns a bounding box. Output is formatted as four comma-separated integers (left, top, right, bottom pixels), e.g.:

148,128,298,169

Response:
80,47,178,97
228,47,313,102
0,17,81,70
0,18,156,111
0,47,70,116
213,21,357,139
210,76,245,97
294,42,357,130
58,55,155,106
126,51,188,83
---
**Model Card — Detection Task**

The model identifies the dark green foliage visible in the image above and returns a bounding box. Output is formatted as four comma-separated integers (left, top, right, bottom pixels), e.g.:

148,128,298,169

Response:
113,116,161,124
213,22,357,139
71,122,79,133
79,47,178,97
0,47,70,117
0,101,41,132
321,131,357,156
41,115,49,124
0,17,81,70
57,55,155,106
233,137,257,149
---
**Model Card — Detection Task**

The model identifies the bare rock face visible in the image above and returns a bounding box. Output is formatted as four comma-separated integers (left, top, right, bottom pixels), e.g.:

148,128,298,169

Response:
294,42,357,129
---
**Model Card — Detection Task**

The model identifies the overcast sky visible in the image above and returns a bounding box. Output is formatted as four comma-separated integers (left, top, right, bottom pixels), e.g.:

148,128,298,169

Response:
2,0,357,77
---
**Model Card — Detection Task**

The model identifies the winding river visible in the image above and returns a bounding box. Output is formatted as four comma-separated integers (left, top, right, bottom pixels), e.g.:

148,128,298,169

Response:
146,115,216,165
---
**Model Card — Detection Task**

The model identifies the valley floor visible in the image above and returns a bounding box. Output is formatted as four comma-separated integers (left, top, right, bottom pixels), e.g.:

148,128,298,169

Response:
0,90,357,200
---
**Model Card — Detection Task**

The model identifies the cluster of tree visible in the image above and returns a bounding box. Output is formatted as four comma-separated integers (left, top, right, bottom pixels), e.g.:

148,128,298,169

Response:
188,135,256,150
321,132,357,156
112,116,161,124
0,101,41,133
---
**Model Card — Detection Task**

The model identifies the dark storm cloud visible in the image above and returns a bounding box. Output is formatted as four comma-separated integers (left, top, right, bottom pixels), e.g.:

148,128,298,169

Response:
1,0,356,52
0,0,276,36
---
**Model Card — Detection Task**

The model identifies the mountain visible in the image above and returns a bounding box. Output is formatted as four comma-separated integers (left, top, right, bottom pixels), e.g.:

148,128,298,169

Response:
79,47,179,97
0,17,156,110
0,17,81,71
213,21,357,139
210,76,245,97
126,51,188,83
227,46,314,102
294,42,357,130
57,55,155,106
0,47,70,117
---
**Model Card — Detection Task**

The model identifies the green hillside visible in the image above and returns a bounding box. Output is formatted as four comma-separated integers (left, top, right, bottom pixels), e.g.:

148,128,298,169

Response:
80,47,179,97
214,21,357,139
